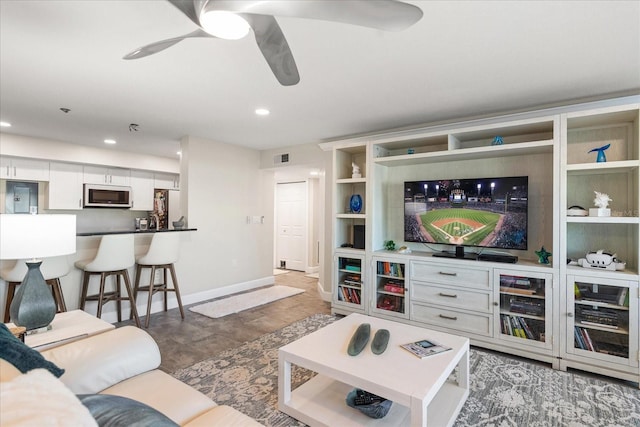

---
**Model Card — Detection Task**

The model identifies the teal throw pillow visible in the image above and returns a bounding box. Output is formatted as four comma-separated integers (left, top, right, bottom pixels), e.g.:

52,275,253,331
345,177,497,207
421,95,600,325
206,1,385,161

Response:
0,323,64,377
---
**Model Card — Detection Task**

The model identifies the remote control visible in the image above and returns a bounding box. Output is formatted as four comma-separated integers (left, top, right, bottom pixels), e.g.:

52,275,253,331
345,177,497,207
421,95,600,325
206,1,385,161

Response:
353,390,384,406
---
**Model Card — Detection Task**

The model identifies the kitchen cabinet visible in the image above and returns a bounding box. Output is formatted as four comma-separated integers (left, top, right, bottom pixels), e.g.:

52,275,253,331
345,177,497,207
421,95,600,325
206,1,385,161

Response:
83,165,130,186
0,156,49,181
129,170,154,211
47,162,83,210
154,172,180,190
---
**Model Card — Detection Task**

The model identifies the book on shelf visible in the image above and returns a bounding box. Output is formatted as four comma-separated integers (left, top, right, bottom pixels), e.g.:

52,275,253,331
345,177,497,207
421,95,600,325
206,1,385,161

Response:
500,286,536,295
383,283,404,294
345,265,361,272
580,321,619,329
401,339,451,359
617,288,629,307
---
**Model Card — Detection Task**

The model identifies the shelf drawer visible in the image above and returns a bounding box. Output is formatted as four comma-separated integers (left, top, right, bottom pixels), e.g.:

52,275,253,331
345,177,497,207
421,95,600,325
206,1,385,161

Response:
411,302,492,336
412,282,493,313
411,261,490,289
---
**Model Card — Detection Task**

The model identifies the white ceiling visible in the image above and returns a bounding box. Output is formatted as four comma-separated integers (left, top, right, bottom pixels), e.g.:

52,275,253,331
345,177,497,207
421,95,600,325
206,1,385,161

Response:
1,1,639,160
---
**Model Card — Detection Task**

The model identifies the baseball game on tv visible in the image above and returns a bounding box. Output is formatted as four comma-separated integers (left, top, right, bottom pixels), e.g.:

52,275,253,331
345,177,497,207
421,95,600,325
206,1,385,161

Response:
404,176,528,251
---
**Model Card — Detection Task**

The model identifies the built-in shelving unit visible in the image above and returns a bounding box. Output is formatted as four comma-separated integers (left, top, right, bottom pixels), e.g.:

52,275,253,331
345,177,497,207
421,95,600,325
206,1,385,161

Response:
322,96,640,385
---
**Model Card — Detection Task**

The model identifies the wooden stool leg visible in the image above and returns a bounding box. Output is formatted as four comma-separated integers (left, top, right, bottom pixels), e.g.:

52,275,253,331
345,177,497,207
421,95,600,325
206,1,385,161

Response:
163,267,168,312
4,282,18,323
115,273,122,323
169,264,185,320
79,272,90,310
121,270,140,328
131,264,143,320
96,272,107,319
145,266,156,328
50,278,67,313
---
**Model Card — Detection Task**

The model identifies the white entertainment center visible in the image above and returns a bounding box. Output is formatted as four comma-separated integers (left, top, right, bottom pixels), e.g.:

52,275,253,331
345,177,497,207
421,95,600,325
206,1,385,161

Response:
321,96,640,385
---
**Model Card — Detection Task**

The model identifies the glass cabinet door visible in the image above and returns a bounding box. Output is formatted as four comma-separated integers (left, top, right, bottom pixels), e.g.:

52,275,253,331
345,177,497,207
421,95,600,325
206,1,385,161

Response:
372,259,408,319
568,275,637,365
497,270,553,349
335,255,364,310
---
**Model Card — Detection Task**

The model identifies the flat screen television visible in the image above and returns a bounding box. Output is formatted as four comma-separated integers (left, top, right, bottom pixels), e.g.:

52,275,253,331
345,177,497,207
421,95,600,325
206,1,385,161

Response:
404,176,528,257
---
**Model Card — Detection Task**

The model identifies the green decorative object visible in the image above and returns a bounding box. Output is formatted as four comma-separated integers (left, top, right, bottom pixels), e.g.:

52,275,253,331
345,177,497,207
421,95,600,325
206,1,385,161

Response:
384,240,396,251
535,246,552,264
371,329,390,355
347,323,371,356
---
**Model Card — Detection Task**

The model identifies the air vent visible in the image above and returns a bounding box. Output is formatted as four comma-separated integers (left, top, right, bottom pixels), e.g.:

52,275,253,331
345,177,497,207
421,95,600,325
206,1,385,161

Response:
274,153,290,164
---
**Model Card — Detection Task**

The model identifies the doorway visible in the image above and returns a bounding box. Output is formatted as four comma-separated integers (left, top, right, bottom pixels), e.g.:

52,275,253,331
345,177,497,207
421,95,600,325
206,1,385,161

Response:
275,181,307,272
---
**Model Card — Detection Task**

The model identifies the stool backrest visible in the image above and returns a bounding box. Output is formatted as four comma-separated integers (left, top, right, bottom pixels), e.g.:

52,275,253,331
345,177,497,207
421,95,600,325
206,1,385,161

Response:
1,256,71,282
138,232,181,265
84,234,135,272
40,256,71,280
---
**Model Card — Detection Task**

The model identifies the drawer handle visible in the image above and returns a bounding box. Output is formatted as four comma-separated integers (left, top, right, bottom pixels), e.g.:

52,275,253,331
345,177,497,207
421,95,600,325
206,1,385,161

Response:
439,314,458,321
438,271,457,277
438,292,457,298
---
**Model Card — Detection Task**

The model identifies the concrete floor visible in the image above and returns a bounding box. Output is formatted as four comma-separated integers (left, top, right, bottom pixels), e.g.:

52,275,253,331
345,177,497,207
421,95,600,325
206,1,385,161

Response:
115,270,331,373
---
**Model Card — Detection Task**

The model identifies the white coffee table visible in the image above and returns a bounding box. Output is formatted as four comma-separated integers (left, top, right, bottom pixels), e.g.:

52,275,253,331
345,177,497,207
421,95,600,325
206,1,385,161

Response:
7,309,114,351
278,313,469,427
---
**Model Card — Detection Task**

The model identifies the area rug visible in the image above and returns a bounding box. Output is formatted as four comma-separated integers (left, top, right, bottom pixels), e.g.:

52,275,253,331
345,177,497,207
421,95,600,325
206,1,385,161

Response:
189,286,304,319
173,314,640,427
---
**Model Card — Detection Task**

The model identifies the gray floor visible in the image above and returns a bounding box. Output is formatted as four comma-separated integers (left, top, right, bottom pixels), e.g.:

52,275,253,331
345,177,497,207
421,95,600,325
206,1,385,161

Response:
115,270,331,373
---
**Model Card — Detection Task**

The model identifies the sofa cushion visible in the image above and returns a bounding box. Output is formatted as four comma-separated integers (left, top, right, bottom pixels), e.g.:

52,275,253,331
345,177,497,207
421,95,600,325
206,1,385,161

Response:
42,326,160,394
184,405,264,427
100,369,217,426
0,323,64,377
78,394,178,427
0,368,98,427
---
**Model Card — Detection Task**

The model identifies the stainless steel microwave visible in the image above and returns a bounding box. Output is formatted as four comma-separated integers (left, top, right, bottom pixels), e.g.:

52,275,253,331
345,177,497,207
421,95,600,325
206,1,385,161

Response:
83,184,132,208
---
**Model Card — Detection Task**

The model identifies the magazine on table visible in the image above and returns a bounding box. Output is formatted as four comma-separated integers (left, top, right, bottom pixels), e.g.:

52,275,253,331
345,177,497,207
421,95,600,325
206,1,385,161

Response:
401,339,451,358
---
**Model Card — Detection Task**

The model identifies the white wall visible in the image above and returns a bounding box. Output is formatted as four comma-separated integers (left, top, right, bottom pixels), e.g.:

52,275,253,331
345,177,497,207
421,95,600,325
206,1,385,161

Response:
178,136,274,294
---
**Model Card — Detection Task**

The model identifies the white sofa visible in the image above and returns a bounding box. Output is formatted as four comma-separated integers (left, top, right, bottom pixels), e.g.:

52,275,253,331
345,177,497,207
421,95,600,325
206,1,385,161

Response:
0,326,263,427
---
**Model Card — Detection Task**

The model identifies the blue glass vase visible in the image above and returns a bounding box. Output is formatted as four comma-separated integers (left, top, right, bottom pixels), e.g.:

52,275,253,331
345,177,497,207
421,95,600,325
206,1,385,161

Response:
350,194,362,213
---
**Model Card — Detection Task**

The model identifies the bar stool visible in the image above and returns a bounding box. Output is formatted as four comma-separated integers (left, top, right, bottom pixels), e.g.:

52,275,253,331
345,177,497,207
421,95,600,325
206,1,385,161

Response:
134,232,184,328
1,256,70,323
75,234,140,327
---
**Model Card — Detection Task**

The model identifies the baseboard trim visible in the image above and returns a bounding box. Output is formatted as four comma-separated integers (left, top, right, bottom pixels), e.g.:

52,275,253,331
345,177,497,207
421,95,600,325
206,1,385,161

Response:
317,280,332,302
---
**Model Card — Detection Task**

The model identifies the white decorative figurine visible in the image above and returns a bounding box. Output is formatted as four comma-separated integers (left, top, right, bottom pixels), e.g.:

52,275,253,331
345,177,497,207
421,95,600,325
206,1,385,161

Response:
589,191,611,217
351,162,361,179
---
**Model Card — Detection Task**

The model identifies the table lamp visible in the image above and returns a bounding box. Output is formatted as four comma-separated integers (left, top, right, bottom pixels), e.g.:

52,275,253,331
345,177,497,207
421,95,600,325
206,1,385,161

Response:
0,214,76,330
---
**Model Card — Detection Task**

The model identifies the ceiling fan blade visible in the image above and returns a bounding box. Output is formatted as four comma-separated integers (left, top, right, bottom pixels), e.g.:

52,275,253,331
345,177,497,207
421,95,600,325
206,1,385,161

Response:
167,0,202,26
243,14,299,86
123,29,213,60
205,0,423,31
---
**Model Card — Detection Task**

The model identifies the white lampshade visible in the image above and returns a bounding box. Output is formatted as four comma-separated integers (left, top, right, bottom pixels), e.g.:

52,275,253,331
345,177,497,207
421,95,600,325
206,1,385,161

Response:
0,214,76,260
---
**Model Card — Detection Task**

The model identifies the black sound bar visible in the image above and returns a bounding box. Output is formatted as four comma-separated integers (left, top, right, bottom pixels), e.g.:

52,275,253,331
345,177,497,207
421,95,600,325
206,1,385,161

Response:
477,253,518,263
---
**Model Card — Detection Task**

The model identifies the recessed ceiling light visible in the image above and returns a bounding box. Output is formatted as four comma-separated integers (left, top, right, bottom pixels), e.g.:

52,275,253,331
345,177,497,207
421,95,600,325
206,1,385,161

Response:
255,108,270,116
104,139,116,144
0,121,11,127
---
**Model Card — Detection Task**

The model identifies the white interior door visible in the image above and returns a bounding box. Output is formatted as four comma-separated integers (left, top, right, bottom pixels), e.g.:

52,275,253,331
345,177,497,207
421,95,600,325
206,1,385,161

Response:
276,181,307,271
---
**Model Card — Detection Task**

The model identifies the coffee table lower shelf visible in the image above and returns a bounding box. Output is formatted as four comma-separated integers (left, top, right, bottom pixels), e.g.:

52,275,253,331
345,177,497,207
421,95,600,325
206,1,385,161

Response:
280,374,467,427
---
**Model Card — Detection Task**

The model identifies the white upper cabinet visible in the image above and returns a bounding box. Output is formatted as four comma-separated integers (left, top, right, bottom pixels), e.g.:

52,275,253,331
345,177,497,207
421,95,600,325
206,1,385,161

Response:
129,170,154,211
0,156,50,181
154,172,179,190
47,162,83,210
83,165,130,186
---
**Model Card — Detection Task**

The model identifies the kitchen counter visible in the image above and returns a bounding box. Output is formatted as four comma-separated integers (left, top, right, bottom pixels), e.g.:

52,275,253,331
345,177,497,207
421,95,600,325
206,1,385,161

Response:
76,228,197,237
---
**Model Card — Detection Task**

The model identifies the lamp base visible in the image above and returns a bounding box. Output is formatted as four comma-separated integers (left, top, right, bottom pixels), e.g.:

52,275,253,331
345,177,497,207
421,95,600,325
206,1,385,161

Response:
9,261,57,331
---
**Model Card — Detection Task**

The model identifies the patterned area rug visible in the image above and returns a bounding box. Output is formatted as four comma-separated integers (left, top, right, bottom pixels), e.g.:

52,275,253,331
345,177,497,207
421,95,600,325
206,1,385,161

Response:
173,314,640,427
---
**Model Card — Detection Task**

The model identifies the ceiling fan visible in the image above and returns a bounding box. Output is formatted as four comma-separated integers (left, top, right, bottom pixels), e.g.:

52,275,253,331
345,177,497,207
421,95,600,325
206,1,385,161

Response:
123,0,423,86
